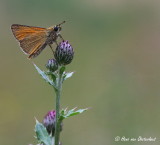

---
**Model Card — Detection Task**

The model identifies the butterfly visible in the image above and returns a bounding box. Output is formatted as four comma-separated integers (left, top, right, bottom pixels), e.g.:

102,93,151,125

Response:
11,21,65,59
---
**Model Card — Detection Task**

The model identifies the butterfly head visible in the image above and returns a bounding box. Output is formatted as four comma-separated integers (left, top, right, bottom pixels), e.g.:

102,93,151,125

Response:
53,21,65,33
53,25,61,32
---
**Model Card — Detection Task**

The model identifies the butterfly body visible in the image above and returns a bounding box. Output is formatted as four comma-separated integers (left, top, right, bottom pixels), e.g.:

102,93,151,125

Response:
46,27,59,45
11,21,65,59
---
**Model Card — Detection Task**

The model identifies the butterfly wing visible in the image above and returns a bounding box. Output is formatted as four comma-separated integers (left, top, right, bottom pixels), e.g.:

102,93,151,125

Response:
11,24,48,58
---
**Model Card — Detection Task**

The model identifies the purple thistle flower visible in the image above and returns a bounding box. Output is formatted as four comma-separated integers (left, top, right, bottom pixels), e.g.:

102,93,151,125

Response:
54,40,74,65
46,59,58,72
43,110,62,136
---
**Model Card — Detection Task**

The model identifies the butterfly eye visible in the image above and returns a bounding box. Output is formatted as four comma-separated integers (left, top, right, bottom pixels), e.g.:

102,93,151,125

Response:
54,26,59,31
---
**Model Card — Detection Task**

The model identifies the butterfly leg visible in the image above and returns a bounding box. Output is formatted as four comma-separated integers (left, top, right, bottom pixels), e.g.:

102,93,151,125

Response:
49,44,55,54
58,34,64,41
55,41,59,46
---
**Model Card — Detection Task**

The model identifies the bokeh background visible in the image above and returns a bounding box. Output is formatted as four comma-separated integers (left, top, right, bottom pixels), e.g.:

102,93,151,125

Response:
0,0,160,145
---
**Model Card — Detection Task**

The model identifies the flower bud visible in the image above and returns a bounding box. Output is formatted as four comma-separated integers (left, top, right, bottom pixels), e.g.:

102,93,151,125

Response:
46,59,58,72
54,40,74,65
43,110,62,136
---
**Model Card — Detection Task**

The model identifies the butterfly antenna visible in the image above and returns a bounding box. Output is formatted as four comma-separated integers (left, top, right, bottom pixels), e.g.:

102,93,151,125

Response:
58,21,66,26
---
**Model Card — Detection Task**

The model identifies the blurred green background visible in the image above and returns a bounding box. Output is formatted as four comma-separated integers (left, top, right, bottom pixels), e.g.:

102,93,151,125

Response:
0,0,160,145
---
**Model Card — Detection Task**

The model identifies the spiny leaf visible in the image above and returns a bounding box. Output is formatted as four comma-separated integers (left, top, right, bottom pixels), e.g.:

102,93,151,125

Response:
33,64,57,89
63,72,74,81
35,119,52,145
60,108,88,120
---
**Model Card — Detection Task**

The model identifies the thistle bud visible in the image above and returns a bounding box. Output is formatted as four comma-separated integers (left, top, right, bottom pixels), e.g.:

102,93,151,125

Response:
54,40,74,65
46,59,58,72
43,110,62,136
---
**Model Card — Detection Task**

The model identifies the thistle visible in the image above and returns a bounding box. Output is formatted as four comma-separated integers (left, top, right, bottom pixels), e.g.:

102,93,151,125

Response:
54,40,74,65
31,41,88,145
46,59,58,72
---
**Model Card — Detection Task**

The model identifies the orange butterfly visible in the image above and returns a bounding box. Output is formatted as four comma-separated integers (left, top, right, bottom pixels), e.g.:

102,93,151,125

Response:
11,21,65,59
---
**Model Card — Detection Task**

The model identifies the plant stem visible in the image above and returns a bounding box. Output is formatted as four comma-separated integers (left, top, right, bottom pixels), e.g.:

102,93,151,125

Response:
54,68,63,145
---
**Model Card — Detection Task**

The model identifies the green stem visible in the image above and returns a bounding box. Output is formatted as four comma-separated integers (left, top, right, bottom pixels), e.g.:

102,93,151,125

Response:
54,68,63,145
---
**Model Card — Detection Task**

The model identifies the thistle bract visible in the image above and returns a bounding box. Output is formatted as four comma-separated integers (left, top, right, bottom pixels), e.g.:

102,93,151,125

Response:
46,59,58,72
54,40,74,65
43,110,62,137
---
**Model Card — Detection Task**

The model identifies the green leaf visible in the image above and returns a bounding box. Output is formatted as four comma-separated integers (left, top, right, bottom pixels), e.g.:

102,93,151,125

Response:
46,71,57,82
60,108,88,121
63,72,74,81
34,64,57,89
59,66,66,75
50,73,57,82
35,119,52,145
